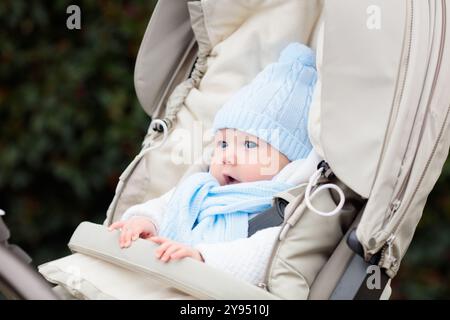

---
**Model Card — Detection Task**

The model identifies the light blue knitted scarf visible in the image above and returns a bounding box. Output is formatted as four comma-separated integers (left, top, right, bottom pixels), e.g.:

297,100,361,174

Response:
159,172,294,246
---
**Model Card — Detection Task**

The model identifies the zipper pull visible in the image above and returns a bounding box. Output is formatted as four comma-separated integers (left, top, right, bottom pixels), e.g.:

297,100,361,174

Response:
391,199,401,212
385,233,398,268
257,282,268,291
388,199,401,220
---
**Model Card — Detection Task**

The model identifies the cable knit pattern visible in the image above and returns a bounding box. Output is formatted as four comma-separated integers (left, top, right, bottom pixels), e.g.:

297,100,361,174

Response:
212,42,317,161
195,227,281,285
159,172,293,246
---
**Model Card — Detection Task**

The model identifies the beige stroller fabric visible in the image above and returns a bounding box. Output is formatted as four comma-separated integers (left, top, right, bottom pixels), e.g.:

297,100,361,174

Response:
306,0,450,278
40,253,192,300
311,0,450,277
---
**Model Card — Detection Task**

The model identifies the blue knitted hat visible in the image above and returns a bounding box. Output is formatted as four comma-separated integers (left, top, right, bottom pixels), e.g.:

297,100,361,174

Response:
212,42,317,161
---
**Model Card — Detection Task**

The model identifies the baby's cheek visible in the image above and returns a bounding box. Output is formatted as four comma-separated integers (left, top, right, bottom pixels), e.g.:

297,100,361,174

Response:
240,164,268,181
262,148,290,177
209,163,225,185
256,158,283,179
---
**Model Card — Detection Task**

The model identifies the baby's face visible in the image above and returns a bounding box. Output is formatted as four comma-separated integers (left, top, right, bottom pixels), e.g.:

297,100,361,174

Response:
209,129,290,186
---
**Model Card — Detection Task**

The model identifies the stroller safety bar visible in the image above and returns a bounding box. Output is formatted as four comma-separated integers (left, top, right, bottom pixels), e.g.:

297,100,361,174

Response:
68,222,280,300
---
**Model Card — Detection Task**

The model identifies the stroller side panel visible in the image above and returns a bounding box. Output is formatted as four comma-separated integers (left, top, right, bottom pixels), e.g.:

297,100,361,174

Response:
319,0,407,198
356,0,450,277
265,182,362,299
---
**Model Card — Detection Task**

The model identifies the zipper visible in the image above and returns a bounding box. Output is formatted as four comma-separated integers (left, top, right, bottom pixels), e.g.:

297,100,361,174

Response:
380,0,447,267
386,199,401,222
379,233,397,267
379,0,416,227
382,0,441,227
371,0,415,193
388,101,449,249
385,0,445,226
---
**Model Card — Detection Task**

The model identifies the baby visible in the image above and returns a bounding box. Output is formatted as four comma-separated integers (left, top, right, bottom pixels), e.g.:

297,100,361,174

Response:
109,42,317,284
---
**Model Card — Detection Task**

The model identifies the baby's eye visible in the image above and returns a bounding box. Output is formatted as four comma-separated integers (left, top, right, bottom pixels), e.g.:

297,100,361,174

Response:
218,140,228,149
244,140,258,149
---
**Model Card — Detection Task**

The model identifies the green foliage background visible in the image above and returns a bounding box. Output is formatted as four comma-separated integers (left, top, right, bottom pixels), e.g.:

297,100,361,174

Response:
0,0,154,266
0,1,448,299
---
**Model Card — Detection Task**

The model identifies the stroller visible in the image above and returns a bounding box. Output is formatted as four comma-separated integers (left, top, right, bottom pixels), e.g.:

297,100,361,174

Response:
32,0,450,299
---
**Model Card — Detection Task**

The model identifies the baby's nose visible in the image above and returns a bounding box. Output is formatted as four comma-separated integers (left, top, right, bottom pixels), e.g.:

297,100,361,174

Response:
223,149,237,165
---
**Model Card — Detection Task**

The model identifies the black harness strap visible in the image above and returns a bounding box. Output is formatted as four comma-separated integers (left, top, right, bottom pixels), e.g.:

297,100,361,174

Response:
330,229,390,300
247,197,288,237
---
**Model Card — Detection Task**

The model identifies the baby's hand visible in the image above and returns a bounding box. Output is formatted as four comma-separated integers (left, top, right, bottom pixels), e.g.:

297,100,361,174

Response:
108,216,157,248
150,236,204,263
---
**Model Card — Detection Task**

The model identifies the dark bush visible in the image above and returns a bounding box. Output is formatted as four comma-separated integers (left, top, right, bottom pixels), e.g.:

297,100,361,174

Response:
0,0,155,264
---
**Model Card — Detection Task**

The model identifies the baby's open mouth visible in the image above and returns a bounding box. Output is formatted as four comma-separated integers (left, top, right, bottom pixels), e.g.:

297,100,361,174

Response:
224,174,240,185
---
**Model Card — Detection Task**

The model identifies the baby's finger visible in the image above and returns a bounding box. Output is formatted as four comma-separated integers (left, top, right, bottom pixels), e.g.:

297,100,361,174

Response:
122,229,134,248
149,236,169,244
119,227,131,247
130,225,143,241
119,225,128,248
119,227,129,247
130,230,140,241
169,248,189,260
154,241,173,258
108,221,125,231
160,245,181,262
